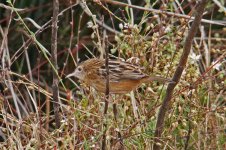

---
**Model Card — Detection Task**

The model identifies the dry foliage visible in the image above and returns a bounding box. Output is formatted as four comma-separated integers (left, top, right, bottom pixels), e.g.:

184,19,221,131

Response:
0,0,225,149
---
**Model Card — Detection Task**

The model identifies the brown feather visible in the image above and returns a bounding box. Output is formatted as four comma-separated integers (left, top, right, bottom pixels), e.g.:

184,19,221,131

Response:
68,58,171,94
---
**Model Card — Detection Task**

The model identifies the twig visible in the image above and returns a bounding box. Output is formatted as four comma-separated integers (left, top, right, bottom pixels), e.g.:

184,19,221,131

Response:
212,0,226,13
127,0,134,25
130,91,138,120
79,1,120,34
1,1,23,121
10,2,79,64
51,0,60,129
153,0,208,149
24,38,37,107
37,55,42,147
60,7,80,78
184,87,193,150
102,29,109,149
101,0,225,26
0,3,26,12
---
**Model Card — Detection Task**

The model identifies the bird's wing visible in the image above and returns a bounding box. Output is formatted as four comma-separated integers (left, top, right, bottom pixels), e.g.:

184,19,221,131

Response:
98,59,147,82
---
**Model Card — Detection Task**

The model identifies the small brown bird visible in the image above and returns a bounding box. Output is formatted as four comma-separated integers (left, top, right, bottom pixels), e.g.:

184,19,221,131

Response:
66,58,171,94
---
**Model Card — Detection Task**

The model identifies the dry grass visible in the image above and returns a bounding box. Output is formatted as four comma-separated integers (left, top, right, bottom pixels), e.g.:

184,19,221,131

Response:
0,0,225,149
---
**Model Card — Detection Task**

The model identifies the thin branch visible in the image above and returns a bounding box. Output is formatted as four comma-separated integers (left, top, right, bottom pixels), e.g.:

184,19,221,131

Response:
102,28,109,150
1,1,23,121
153,0,208,149
0,3,26,12
184,87,193,150
79,1,120,34
127,0,134,25
212,0,226,13
51,0,60,129
24,41,37,109
101,0,225,26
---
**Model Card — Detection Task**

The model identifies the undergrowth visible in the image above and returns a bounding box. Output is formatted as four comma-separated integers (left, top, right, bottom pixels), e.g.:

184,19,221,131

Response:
0,0,225,149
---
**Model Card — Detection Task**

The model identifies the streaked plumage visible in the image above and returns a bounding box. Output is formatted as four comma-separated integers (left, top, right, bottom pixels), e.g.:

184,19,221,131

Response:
67,58,170,94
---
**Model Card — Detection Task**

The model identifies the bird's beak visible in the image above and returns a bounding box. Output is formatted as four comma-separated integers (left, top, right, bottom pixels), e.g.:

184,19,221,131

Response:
66,72,75,78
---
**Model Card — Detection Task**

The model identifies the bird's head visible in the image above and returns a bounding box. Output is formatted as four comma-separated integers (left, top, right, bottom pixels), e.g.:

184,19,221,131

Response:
66,65,85,80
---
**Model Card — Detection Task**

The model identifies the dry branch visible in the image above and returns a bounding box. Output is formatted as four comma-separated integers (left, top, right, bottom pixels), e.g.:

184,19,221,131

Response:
101,0,225,26
51,0,61,129
153,0,208,149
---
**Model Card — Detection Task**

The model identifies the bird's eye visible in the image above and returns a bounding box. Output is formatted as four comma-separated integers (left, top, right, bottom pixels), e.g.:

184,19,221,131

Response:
77,67,82,72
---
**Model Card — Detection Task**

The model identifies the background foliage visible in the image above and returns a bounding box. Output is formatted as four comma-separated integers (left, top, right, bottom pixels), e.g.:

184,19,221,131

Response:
0,0,225,149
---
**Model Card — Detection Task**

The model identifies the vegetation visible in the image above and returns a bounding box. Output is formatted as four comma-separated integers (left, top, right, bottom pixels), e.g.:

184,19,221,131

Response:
0,0,225,149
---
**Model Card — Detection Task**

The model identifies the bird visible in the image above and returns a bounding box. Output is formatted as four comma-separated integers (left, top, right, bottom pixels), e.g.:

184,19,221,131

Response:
66,58,171,94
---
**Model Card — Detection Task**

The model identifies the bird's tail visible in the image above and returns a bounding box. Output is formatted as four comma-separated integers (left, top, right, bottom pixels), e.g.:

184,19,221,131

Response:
145,76,172,83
